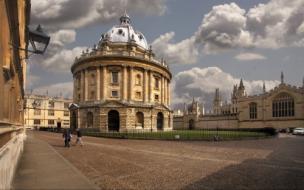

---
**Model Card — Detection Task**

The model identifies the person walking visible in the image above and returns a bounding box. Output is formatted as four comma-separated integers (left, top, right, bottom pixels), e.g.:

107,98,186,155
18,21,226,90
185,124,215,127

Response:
75,128,83,146
63,129,72,147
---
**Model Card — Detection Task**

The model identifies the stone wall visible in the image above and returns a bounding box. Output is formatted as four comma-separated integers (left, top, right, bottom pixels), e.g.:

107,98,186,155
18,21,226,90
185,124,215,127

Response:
173,115,238,130
0,128,26,189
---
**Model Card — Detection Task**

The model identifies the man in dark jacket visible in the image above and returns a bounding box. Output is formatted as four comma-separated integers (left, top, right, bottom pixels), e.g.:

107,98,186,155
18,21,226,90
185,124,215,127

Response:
63,129,72,147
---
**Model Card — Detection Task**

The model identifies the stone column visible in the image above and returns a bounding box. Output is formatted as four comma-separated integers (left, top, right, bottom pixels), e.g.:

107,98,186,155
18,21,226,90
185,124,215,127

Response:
128,67,133,101
168,80,171,106
96,67,101,100
164,78,167,106
102,66,107,100
122,65,127,100
73,78,76,101
148,70,152,103
161,76,164,104
167,79,170,106
84,70,89,101
143,69,148,103
81,70,85,101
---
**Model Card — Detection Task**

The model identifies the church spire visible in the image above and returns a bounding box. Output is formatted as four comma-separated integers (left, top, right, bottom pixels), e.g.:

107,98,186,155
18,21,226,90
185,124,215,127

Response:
263,81,266,93
239,78,245,90
281,71,284,84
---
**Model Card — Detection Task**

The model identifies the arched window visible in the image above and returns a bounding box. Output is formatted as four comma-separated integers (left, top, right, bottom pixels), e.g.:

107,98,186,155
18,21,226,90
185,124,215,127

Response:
90,91,95,100
111,71,119,84
154,77,159,89
76,76,81,89
135,74,141,85
87,112,93,128
136,112,144,128
272,93,294,117
249,102,257,119
90,73,95,85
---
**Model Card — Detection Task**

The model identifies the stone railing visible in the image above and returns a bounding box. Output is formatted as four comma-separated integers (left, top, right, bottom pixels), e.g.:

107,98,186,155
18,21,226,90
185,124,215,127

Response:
74,48,170,69
0,127,26,189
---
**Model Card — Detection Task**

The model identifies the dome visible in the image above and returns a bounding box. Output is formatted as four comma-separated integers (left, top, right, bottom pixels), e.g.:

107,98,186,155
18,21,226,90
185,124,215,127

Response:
101,13,149,50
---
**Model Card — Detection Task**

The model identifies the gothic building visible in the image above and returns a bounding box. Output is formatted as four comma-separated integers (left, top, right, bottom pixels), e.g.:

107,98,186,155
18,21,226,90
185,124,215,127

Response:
70,13,172,132
174,73,304,130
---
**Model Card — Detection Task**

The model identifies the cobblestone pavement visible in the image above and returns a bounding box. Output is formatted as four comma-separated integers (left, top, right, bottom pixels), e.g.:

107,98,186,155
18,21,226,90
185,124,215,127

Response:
34,131,304,190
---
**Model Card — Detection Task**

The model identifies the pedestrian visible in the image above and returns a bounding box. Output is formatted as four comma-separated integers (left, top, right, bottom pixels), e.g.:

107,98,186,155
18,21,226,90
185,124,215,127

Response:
75,128,83,146
63,129,72,147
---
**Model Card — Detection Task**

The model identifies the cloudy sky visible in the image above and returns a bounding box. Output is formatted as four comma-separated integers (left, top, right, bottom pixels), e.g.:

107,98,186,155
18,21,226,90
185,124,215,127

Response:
28,0,304,111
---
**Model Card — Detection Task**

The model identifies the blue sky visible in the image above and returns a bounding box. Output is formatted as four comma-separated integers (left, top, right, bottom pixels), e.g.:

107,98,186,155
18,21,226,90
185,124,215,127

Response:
28,0,304,109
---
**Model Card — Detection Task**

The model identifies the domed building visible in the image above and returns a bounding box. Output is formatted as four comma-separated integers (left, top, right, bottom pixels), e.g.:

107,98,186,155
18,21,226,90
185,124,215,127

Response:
70,13,172,132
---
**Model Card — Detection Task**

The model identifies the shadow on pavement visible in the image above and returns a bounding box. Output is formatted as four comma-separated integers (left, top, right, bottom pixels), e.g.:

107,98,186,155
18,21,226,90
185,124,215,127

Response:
182,137,304,190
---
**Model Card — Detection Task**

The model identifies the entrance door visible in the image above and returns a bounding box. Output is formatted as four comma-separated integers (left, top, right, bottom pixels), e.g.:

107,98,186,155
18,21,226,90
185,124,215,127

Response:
57,122,61,130
189,119,195,130
108,110,120,131
157,112,164,130
71,111,77,130
87,112,93,128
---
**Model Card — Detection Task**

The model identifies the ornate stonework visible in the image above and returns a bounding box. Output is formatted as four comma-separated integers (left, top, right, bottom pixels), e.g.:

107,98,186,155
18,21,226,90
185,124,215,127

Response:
174,75,304,130
70,14,172,132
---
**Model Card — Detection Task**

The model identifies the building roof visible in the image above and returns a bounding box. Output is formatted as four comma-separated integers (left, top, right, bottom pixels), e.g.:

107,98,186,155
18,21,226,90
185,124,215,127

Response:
100,13,149,50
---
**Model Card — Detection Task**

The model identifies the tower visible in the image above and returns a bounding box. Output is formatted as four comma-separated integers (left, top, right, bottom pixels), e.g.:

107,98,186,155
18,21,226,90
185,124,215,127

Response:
281,71,284,84
213,88,222,115
188,97,200,115
230,84,238,114
263,81,266,93
237,79,246,97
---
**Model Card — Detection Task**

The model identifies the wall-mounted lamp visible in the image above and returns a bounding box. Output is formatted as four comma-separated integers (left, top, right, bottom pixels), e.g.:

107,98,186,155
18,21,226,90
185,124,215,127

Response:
28,24,50,54
11,24,50,55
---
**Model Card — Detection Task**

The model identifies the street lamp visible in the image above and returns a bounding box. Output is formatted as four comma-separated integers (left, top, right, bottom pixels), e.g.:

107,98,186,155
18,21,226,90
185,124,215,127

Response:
28,24,50,54
10,24,50,55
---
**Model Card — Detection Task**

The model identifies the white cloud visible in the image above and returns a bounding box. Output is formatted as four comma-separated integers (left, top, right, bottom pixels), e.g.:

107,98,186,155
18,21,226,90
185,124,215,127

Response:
153,0,304,64
195,3,253,53
50,29,76,47
33,82,73,98
31,0,167,31
152,32,198,64
172,67,279,110
234,52,267,61
43,46,87,72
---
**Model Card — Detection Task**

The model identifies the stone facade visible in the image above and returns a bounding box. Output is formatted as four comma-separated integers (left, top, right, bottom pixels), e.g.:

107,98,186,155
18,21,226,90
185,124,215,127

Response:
0,0,29,127
70,14,172,132
24,94,72,129
174,75,304,130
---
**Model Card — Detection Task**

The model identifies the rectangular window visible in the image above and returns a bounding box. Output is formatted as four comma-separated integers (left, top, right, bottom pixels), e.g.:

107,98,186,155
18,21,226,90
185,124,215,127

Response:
111,72,119,84
48,120,54,125
64,111,69,116
34,119,41,125
63,120,70,125
64,102,69,109
49,101,54,108
135,91,141,99
155,94,159,102
249,103,257,119
112,90,118,97
34,109,41,115
48,110,54,116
